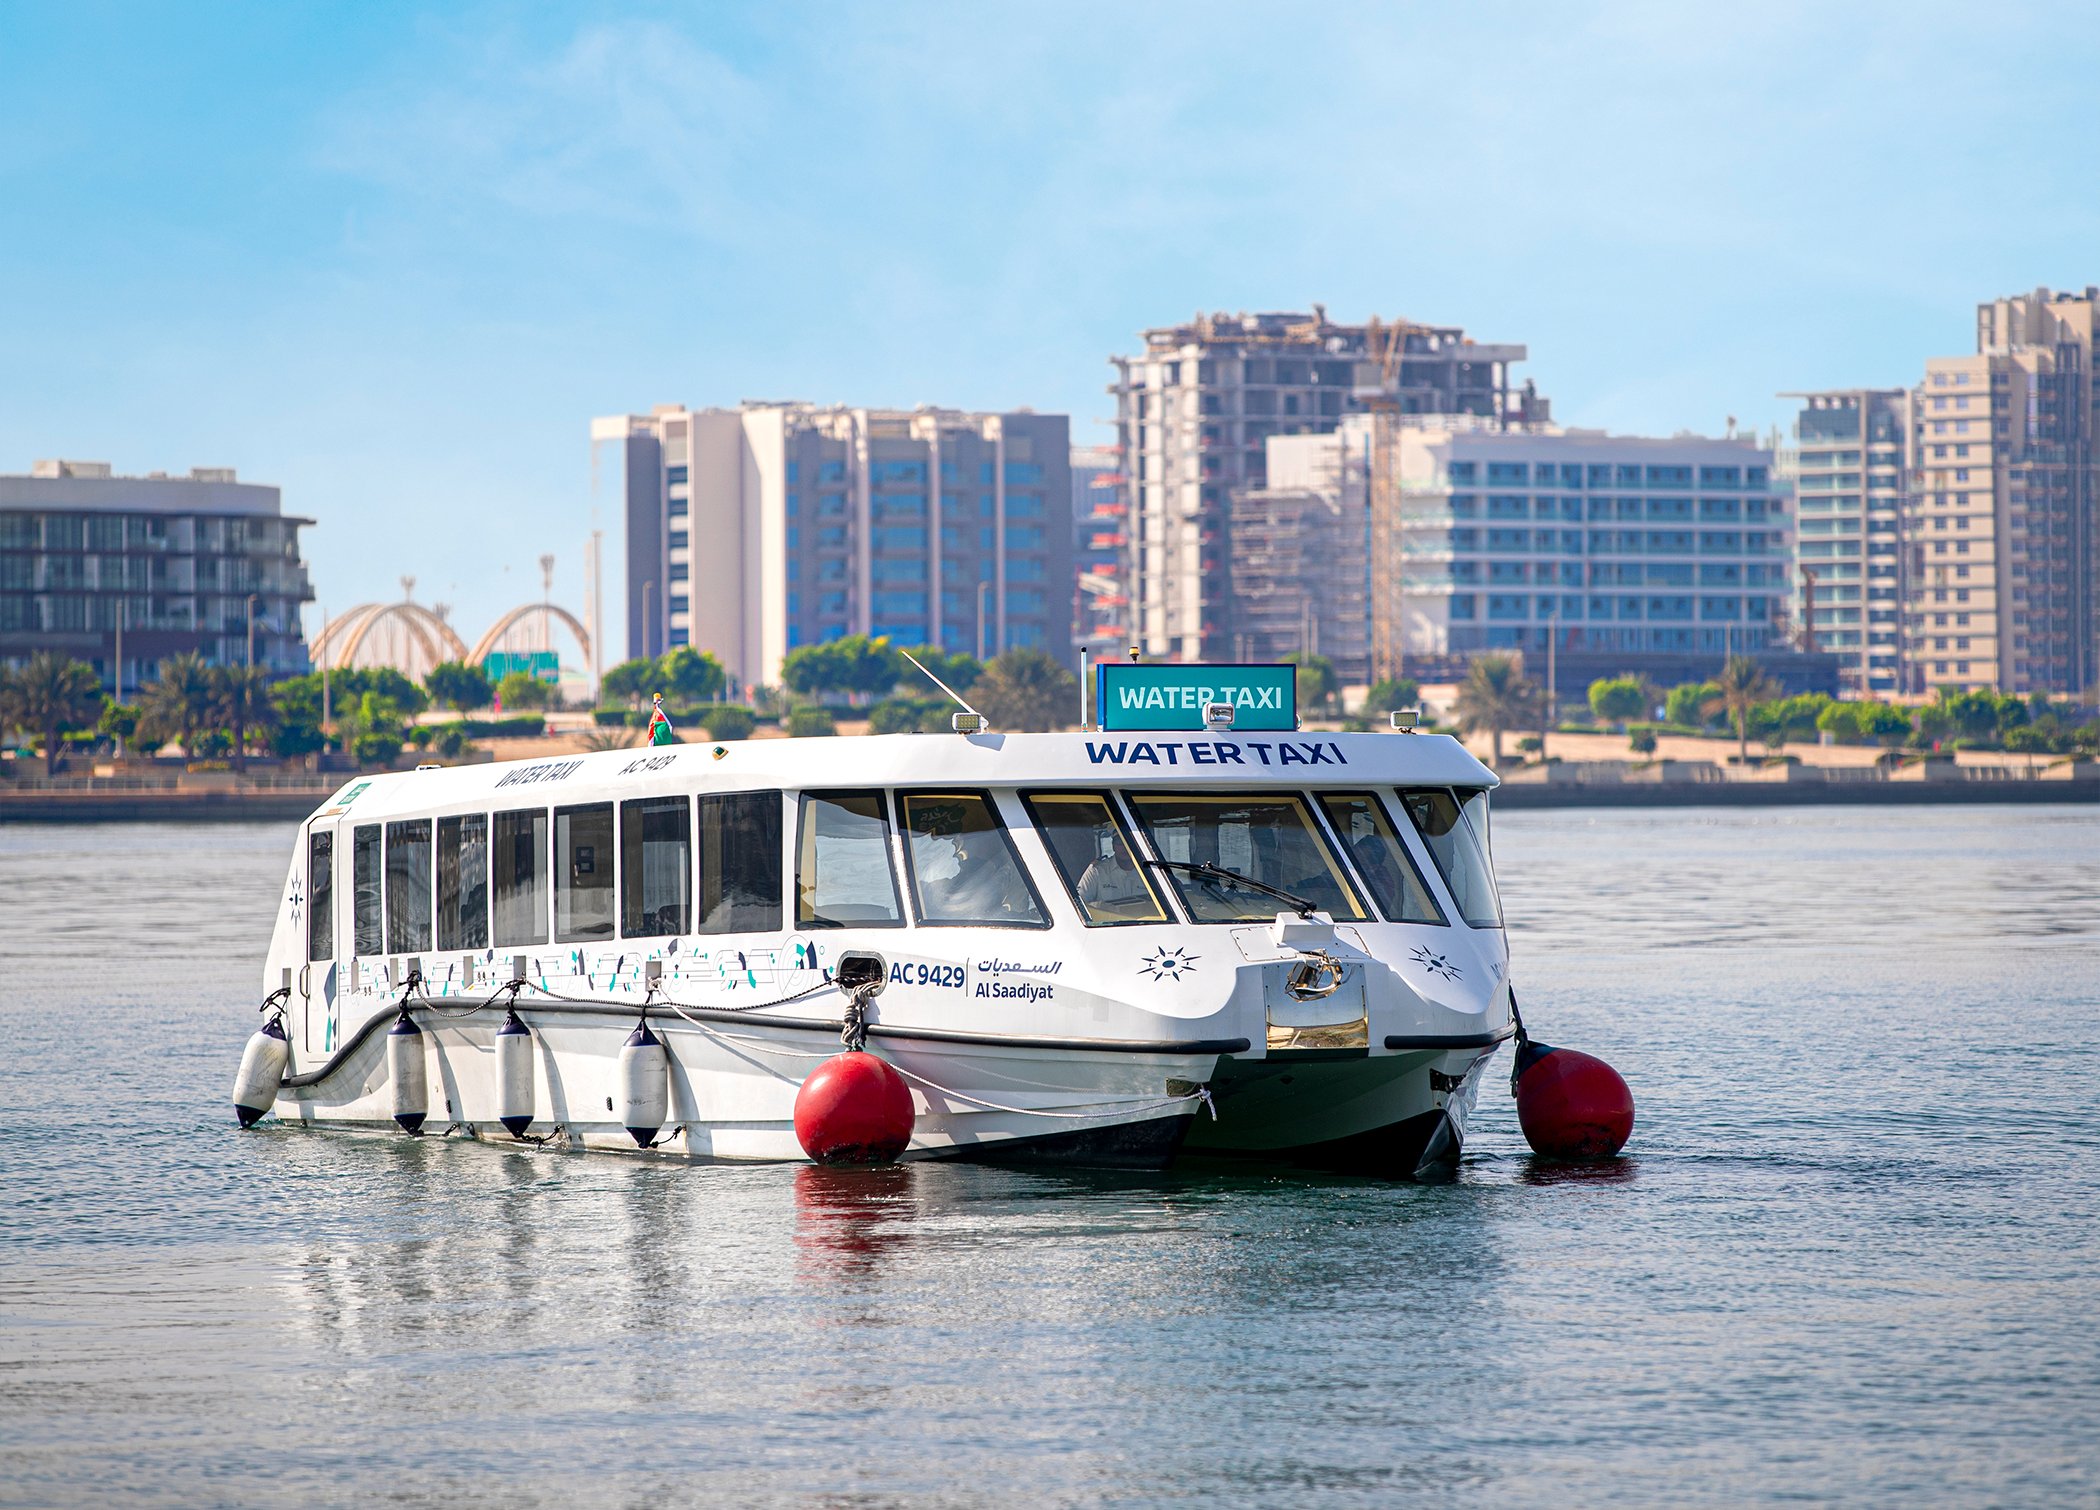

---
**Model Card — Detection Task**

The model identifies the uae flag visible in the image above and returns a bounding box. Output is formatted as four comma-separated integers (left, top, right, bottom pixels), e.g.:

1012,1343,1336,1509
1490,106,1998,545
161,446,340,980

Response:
648,700,676,745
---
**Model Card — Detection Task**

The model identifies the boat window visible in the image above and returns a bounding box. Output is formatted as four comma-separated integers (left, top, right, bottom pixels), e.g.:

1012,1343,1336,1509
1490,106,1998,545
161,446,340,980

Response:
491,808,549,947
1020,791,1168,926
385,819,433,955
1315,793,1446,925
796,790,903,928
898,791,1048,928
556,803,616,942
621,796,692,938
1398,789,1503,928
1125,792,1368,924
437,813,489,951
698,791,783,934
307,830,334,962
352,824,382,956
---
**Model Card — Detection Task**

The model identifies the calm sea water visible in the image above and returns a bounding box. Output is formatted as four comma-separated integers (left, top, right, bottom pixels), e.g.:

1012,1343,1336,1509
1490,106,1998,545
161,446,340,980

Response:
2,809,2097,1507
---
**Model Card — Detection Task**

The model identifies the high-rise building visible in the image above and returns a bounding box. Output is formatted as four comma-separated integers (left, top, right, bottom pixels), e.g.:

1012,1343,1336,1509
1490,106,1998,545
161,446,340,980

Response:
592,404,1073,691
0,460,312,688
1786,389,1912,697
1110,309,1545,662
1070,444,1126,658
1230,426,1372,680
1905,287,2097,696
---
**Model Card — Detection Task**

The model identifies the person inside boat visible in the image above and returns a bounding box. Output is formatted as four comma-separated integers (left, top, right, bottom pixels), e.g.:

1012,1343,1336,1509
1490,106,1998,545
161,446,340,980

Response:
1350,833,1403,905
1078,845,1144,911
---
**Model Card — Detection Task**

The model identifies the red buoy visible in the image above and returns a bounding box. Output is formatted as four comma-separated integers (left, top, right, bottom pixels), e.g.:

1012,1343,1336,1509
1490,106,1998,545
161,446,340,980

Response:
794,1051,915,1165
1512,1037,1634,1160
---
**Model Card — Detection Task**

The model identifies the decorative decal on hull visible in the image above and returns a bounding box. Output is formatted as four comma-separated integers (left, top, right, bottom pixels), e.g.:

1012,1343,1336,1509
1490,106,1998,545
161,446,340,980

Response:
1410,946,1463,982
1139,946,1200,982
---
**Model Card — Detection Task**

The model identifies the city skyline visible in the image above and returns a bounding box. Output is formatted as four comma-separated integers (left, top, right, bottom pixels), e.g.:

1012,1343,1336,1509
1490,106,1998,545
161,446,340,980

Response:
4,4,2099,637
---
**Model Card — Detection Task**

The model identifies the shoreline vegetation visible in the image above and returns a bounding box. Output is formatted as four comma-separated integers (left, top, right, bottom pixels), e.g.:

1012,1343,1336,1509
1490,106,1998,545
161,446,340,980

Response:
4,643,2096,821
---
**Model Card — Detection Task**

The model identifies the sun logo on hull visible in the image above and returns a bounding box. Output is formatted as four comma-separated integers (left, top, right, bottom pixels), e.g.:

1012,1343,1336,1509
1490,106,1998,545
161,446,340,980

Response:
1139,946,1199,982
1410,946,1462,982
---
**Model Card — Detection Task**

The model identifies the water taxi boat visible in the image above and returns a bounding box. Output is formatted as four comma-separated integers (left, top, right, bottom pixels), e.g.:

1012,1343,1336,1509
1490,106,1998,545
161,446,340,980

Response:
232,675,1515,1178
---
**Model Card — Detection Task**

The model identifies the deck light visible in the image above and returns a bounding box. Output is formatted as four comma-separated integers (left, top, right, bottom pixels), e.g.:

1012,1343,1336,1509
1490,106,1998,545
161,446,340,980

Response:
1391,707,1421,733
1203,701,1236,730
951,712,985,734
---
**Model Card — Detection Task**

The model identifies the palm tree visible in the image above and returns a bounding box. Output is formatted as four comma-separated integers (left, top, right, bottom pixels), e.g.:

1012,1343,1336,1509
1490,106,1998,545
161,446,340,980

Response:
211,664,279,771
13,651,103,776
1705,654,1779,765
1452,653,1542,765
143,652,215,755
972,649,1079,732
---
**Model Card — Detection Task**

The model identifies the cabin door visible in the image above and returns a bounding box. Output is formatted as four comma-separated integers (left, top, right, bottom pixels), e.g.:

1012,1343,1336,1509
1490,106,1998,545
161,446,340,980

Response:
297,817,347,1058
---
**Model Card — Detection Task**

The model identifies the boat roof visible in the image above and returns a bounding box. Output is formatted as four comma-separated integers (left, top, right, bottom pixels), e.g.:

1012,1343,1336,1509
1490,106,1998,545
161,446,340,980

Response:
309,730,1497,826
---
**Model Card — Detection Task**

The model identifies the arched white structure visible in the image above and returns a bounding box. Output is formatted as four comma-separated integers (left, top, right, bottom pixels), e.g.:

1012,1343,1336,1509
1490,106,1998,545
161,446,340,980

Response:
311,602,472,682
468,602,596,679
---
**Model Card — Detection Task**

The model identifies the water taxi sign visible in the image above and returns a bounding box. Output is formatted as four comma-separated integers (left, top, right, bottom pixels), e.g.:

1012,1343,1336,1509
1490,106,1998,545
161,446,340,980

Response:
1096,662,1297,732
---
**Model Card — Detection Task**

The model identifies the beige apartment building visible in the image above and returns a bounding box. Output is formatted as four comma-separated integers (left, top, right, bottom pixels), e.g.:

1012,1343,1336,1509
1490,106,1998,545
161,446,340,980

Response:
1907,288,2096,697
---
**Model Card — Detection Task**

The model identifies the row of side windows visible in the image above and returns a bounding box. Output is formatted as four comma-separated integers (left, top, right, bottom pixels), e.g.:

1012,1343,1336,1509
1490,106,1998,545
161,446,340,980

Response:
310,793,783,962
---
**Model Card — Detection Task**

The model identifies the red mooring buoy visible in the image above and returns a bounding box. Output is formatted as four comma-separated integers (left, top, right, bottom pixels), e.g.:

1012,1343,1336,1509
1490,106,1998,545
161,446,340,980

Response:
794,1051,915,1166
1512,1036,1635,1160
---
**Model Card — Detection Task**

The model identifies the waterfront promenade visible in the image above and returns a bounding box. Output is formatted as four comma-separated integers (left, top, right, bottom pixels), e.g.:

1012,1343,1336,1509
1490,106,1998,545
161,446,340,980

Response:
3,739,2093,821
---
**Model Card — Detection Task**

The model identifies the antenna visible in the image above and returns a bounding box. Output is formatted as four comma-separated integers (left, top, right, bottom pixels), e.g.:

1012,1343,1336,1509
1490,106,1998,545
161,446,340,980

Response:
899,648,985,725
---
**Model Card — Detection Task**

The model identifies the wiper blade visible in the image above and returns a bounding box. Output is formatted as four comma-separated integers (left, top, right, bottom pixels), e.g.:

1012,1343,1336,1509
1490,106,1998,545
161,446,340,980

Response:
1142,858,1321,918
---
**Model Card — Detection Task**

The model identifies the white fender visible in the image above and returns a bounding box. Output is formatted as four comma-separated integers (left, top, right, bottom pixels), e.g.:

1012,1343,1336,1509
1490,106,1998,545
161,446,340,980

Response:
495,1010,535,1138
231,1018,289,1128
618,1021,668,1147
386,1013,429,1135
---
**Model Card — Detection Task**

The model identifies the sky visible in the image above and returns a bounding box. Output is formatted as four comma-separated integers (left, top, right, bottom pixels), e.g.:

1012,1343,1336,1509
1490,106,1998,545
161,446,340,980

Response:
4,1,2099,654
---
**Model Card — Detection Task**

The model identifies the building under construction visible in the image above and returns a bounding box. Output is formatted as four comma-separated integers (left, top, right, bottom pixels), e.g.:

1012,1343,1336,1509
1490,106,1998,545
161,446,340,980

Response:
1109,307,1547,662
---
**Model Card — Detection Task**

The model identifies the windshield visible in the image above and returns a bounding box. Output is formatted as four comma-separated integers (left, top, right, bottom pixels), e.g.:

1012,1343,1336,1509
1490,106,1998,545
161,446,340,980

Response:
1398,788,1502,927
1125,792,1367,924
1316,792,1446,925
1022,791,1169,926
898,792,1047,927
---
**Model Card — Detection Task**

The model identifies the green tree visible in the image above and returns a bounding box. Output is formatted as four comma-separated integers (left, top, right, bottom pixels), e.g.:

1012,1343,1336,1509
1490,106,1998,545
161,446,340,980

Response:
1628,725,1659,755
345,690,407,766
142,651,216,754
781,634,903,703
1665,680,1721,730
699,705,755,741
1815,701,1864,744
1359,676,1421,716
1280,652,1338,713
12,652,103,775
425,660,494,714
657,646,726,705
1587,676,1646,727
1704,656,1780,765
1452,654,1543,765
972,648,1080,732
210,664,279,772
601,657,658,709
495,670,552,710
896,645,983,697
98,700,141,746
786,704,836,737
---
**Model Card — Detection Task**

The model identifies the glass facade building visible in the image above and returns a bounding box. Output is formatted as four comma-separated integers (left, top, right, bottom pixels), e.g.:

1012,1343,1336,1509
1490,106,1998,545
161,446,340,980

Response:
0,460,312,687
1391,422,1787,659
593,405,1073,690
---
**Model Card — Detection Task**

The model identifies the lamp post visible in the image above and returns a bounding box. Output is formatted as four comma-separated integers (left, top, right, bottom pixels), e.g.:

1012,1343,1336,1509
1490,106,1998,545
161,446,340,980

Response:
977,581,991,661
